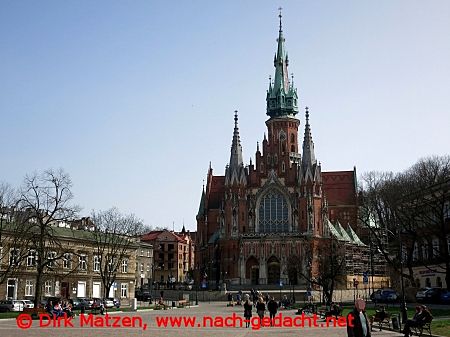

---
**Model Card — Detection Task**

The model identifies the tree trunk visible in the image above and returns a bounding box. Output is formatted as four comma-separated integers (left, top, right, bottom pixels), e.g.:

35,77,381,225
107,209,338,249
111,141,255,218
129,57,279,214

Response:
34,266,44,308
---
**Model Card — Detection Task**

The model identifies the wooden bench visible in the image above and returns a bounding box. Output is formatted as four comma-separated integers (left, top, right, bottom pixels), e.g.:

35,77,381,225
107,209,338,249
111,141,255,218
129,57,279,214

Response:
411,318,433,337
370,311,391,331
22,307,47,319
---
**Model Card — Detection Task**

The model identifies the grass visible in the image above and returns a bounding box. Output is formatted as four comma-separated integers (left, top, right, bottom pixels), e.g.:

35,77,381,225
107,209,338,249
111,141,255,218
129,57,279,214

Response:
0,311,21,319
431,319,450,337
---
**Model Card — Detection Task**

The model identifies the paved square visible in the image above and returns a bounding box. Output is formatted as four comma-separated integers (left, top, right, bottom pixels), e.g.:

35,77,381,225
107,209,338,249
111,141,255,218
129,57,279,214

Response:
0,302,404,337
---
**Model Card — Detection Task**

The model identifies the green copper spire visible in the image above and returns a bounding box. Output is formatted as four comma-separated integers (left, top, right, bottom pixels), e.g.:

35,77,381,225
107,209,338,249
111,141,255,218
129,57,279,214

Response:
266,8,299,118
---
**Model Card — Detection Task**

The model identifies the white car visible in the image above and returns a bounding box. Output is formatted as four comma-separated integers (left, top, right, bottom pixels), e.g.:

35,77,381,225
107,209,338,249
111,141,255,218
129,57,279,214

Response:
416,288,432,302
21,300,34,309
103,299,114,308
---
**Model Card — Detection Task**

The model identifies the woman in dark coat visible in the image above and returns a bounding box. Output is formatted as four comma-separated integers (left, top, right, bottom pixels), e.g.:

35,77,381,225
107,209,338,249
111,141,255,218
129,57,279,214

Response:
256,297,266,325
243,295,252,328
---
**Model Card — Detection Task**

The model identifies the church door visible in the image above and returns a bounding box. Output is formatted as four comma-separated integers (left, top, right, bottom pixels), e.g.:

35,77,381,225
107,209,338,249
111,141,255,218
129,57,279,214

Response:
267,256,280,284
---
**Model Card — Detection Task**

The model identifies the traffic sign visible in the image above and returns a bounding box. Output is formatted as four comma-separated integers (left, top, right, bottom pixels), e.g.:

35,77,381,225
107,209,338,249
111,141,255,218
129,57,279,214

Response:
363,272,369,284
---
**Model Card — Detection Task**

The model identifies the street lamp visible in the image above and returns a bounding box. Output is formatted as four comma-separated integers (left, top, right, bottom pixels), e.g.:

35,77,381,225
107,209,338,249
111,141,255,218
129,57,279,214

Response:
385,228,407,324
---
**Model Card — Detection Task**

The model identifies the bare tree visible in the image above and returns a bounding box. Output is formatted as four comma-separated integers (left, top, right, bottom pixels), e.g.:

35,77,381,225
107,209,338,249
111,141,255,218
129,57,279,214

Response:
91,207,143,298
0,182,32,285
298,238,346,304
17,169,79,306
359,155,450,291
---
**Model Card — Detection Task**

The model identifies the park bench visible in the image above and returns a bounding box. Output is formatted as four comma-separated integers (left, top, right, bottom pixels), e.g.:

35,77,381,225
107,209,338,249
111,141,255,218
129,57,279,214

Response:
370,310,391,331
410,317,433,337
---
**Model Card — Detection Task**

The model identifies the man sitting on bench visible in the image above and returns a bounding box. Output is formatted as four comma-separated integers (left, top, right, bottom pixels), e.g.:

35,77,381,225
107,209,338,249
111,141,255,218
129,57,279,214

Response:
402,305,432,337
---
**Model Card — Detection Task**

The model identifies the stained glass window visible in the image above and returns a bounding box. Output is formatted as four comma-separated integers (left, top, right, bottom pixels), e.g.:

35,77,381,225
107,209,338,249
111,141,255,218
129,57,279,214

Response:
258,190,289,233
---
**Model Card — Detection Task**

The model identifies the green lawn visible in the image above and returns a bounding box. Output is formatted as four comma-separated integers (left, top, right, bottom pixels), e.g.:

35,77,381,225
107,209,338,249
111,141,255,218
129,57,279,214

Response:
0,311,20,319
431,319,450,337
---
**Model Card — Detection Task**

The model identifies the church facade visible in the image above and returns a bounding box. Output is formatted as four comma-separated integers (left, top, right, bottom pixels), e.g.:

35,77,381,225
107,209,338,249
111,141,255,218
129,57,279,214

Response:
196,15,366,288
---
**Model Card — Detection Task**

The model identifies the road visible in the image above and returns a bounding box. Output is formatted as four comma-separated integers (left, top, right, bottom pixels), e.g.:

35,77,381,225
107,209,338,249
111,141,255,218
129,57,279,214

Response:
0,302,405,337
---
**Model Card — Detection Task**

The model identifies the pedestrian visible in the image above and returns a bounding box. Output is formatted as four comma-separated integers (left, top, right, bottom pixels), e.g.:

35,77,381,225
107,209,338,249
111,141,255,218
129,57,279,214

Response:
227,292,233,306
243,294,252,328
267,296,278,326
256,297,266,326
346,298,371,337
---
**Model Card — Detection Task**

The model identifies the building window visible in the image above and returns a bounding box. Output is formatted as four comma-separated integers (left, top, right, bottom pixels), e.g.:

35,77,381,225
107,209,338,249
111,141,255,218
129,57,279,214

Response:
122,259,128,273
140,249,144,256
140,263,144,272
412,242,419,261
444,201,450,220
27,250,37,267
147,264,150,272
447,236,450,257
436,276,442,288
25,280,34,296
425,278,431,287
281,161,285,172
47,251,56,268
108,258,115,272
44,280,52,296
63,253,72,269
258,189,289,233
93,256,100,272
9,248,19,266
421,240,428,260
147,250,150,258
121,284,128,298
79,255,87,271
432,237,440,258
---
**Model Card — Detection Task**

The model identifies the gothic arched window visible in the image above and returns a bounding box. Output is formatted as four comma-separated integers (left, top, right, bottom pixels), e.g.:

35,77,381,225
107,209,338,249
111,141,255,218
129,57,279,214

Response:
258,189,289,233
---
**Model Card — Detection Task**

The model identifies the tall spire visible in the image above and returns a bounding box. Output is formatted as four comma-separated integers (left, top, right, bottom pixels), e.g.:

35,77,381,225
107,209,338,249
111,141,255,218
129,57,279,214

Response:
229,110,243,168
266,8,299,118
273,8,289,93
302,107,317,170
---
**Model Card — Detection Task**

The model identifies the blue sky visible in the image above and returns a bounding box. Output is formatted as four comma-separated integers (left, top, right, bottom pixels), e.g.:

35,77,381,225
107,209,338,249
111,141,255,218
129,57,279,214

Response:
1,1,449,231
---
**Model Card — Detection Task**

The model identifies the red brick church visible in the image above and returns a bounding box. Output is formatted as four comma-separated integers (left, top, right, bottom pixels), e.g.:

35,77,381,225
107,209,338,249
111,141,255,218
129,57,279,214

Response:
196,13,364,288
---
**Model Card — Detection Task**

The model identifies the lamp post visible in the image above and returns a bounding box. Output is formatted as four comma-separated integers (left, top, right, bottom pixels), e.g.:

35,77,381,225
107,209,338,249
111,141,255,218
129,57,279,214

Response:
385,228,407,324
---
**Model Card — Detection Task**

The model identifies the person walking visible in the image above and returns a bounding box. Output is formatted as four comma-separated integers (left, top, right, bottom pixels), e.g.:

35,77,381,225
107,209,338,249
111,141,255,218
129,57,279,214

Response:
243,294,252,328
346,298,371,337
256,297,266,326
267,296,278,326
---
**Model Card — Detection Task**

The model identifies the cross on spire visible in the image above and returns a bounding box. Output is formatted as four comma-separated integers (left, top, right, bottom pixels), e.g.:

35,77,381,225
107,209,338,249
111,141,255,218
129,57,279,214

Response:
278,7,283,32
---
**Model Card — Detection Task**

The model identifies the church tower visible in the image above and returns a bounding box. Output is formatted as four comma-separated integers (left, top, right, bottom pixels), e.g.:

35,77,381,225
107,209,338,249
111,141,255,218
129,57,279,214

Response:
195,9,361,288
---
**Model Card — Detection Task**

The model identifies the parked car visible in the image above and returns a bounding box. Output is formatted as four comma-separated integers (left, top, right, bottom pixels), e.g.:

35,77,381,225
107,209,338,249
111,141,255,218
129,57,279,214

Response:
0,300,25,312
20,300,34,309
416,288,444,303
415,287,432,302
440,290,450,304
105,298,120,308
72,298,93,310
41,297,62,307
135,287,152,301
370,289,399,303
103,298,115,308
